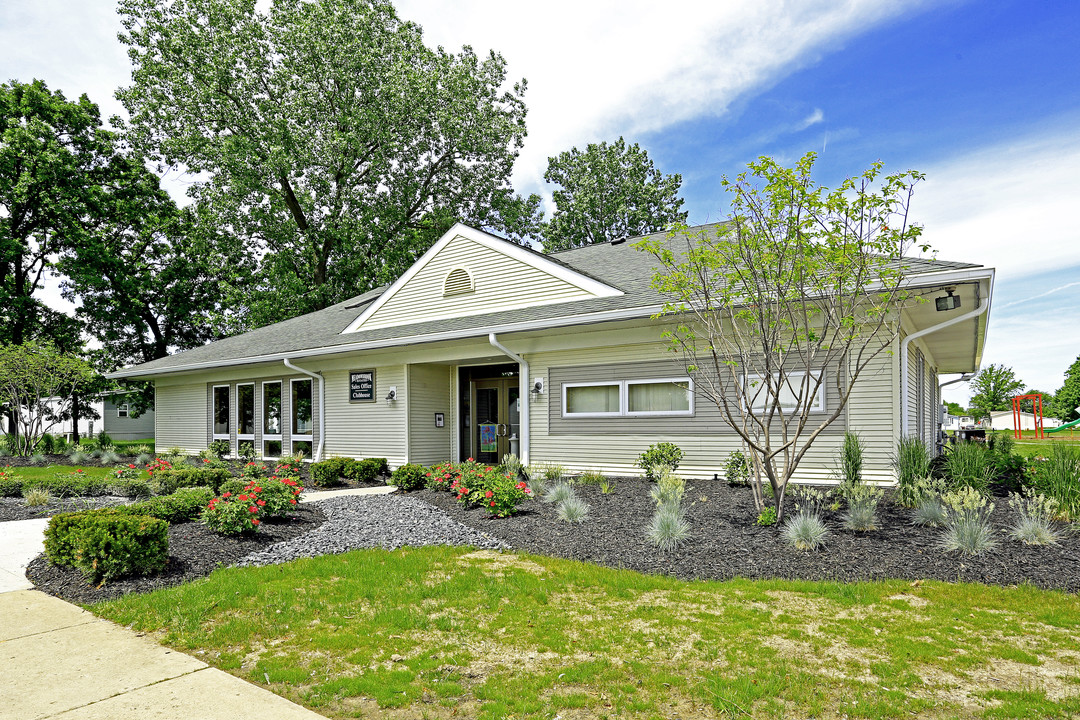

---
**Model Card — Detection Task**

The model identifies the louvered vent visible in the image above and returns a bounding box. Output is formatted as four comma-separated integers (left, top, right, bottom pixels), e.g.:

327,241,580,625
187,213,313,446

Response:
443,267,474,297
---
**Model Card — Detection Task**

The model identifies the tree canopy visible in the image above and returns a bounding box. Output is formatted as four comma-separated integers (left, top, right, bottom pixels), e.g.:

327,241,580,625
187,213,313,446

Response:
117,0,536,328
542,137,687,252
640,152,927,519
1051,355,1080,423
968,364,1024,421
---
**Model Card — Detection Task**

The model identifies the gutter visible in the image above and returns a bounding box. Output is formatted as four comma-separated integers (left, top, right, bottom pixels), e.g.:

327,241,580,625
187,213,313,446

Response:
283,358,325,462
488,333,529,465
900,272,994,438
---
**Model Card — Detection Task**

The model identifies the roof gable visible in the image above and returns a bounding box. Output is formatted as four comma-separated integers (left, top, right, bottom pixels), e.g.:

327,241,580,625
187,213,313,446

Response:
343,224,623,333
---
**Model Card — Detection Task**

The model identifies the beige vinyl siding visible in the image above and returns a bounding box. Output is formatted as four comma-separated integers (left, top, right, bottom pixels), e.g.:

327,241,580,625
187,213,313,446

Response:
407,364,452,465
528,341,897,483
154,383,207,453
322,366,408,467
355,236,597,331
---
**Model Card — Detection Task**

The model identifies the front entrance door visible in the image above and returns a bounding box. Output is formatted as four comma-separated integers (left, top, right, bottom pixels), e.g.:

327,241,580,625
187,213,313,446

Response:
471,378,520,464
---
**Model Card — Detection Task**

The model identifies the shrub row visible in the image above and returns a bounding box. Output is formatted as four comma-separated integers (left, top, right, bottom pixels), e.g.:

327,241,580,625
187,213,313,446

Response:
152,466,232,494
425,458,531,518
309,457,389,487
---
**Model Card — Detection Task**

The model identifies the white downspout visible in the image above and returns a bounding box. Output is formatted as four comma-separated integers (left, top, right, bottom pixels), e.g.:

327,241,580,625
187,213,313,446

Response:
284,358,325,462
900,278,993,438
488,333,529,465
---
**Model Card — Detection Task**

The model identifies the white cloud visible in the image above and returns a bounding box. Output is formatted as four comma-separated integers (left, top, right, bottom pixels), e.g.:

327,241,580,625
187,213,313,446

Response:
916,120,1080,280
797,108,826,131
395,0,933,193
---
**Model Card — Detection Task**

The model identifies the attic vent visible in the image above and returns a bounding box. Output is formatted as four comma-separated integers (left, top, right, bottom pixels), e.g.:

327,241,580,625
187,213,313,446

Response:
443,267,474,297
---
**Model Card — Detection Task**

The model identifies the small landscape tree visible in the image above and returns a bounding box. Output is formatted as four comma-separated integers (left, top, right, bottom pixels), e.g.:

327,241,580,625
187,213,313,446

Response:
967,364,1024,423
639,152,928,520
1050,355,1080,423
0,342,95,455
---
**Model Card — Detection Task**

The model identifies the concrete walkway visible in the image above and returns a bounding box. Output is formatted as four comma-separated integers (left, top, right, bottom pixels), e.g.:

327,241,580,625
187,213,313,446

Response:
0,484,399,719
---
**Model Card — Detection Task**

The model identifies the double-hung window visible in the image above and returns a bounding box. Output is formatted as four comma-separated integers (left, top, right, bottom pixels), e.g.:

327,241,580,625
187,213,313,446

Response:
563,378,693,418
291,378,314,458
262,381,282,458
212,385,231,448
117,403,129,418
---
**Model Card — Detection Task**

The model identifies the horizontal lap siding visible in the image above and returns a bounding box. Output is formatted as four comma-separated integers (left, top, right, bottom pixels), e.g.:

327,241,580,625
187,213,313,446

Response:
408,364,452,466
358,237,594,331
154,384,206,453
322,366,407,467
529,341,898,483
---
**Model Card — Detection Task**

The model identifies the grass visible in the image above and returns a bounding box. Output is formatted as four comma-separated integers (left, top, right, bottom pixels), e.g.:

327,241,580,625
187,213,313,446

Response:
8,464,143,483
92,546,1080,719
986,430,1080,458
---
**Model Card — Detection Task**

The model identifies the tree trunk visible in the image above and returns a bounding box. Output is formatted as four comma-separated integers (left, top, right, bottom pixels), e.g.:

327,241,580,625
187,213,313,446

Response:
71,394,81,445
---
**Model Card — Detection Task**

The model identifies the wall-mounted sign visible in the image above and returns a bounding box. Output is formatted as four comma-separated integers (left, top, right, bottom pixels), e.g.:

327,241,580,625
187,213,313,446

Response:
349,370,376,402
434,412,445,428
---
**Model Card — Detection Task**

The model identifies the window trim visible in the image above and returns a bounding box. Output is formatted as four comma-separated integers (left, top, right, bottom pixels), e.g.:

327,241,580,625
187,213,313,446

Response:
212,384,231,441
562,378,695,418
745,370,826,413
261,381,283,460
236,382,256,442
116,402,129,419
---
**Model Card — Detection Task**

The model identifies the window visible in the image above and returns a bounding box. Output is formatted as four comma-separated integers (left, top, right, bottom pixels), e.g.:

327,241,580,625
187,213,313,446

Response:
212,385,230,438
563,378,693,418
291,378,313,456
262,381,282,458
746,371,825,413
117,403,129,418
237,383,255,439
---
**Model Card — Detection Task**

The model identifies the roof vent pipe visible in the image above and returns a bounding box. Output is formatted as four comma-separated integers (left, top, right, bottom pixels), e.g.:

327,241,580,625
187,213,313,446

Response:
488,333,530,465
283,358,325,462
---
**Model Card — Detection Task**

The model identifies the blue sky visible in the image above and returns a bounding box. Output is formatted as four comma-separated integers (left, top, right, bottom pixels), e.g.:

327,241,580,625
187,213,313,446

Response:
2,0,1078,407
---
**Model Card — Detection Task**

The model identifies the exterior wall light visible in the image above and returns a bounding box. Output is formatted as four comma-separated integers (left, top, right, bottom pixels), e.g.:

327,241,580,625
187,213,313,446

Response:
385,386,397,405
531,378,545,395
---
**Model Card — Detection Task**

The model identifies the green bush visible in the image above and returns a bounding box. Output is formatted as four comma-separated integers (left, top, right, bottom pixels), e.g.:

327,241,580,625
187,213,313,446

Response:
237,441,257,461
1026,444,1080,520
207,439,230,458
109,477,153,499
96,431,114,449
24,471,109,498
0,467,23,497
153,466,231,494
128,486,215,523
944,442,994,492
45,511,104,566
724,451,751,486
219,478,248,496
391,463,427,491
311,457,349,487
73,514,168,584
636,442,683,480
345,457,387,483
257,476,303,517
837,431,864,492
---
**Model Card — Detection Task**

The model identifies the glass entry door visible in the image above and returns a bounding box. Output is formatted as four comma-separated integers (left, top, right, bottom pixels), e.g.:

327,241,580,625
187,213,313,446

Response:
472,378,520,464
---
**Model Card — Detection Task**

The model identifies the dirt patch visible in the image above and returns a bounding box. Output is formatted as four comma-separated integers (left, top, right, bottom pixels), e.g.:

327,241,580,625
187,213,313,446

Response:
458,549,548,576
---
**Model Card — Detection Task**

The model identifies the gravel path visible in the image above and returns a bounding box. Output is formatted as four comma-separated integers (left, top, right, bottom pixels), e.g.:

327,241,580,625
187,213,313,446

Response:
239,494,507,566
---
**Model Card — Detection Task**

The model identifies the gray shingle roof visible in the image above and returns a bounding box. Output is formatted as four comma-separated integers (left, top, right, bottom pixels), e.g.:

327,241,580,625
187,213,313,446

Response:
112,224,984,377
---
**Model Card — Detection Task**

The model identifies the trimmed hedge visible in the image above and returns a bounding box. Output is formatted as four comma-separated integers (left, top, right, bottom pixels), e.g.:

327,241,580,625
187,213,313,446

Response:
390,463,426,491
153,466,231,494
74,514,168,584
126,486,214,524
310,457,390,486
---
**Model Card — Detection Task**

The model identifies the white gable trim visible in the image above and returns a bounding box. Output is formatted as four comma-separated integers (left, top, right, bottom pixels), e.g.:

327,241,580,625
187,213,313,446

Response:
341,223,623,334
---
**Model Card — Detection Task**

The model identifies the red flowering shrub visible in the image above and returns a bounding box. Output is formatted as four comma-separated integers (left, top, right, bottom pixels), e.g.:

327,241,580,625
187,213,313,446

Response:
429,459,531,517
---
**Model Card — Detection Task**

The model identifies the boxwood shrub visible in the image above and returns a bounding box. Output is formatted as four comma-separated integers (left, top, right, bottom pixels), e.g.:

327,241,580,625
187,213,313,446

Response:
73,514,168,584
310,457,349,487
127,486,214,524
153,466,230,494
390,463,426,491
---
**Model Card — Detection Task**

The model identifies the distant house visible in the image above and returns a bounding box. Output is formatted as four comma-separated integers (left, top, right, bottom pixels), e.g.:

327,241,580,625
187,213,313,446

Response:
102,393,155,441
109,223,995,484
988,410,1060,432
0,397,103,441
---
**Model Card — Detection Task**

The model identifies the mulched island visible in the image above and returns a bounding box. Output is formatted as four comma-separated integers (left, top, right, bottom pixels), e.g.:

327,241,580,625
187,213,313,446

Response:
26,506,326,605
0,496,133,522
414,478,1080,593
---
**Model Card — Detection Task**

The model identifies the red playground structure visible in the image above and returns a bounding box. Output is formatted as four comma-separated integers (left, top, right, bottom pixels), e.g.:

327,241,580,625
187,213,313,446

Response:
1012,393,1046,440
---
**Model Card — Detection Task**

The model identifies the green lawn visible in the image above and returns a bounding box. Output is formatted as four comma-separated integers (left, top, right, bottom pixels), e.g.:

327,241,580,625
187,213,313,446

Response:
986,430,1080,458
11,464,146,483
93,546,1080,719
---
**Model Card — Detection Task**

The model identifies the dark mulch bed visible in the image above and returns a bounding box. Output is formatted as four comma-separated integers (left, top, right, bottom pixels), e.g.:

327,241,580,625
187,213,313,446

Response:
26,506,326,605
414,479,1080,593
0,496,134,522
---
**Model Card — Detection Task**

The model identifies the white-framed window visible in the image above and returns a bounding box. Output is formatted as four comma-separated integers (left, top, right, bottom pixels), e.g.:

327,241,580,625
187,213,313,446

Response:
117,403,129,418
262,381,282,459
562,378,694,418
236,382,255,455
745,371,825,413
291,378,314,457
212,385,231,442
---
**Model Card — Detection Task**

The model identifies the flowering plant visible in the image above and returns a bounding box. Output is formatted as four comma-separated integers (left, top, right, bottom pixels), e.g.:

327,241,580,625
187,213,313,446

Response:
259,475,304,517
483,474,532,518
112,464,140,480
146,458,173,476
241,462,269,479
202,491,263,534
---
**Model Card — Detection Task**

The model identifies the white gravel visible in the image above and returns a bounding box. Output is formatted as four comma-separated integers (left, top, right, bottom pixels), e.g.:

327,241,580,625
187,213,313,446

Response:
237,494,508,566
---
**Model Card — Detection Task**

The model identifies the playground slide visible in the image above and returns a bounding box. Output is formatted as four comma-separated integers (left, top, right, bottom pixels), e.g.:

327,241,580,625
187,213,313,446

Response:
1047,417,1080,433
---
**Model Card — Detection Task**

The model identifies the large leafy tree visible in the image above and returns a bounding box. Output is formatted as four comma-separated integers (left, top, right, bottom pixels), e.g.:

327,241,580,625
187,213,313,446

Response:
968,364,1024,422
0,80,103,347
640,152,927,520
0,342,95,455
117,0,534,327
1051,355,1080,423
542,137,687,252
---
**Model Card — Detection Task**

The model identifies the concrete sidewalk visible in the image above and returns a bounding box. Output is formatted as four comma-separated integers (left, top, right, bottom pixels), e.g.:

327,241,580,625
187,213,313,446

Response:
1,590,327,719
0,485,401,719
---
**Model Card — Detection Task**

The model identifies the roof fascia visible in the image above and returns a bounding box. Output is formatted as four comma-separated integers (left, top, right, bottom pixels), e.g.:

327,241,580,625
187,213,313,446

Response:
341,223,622,334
